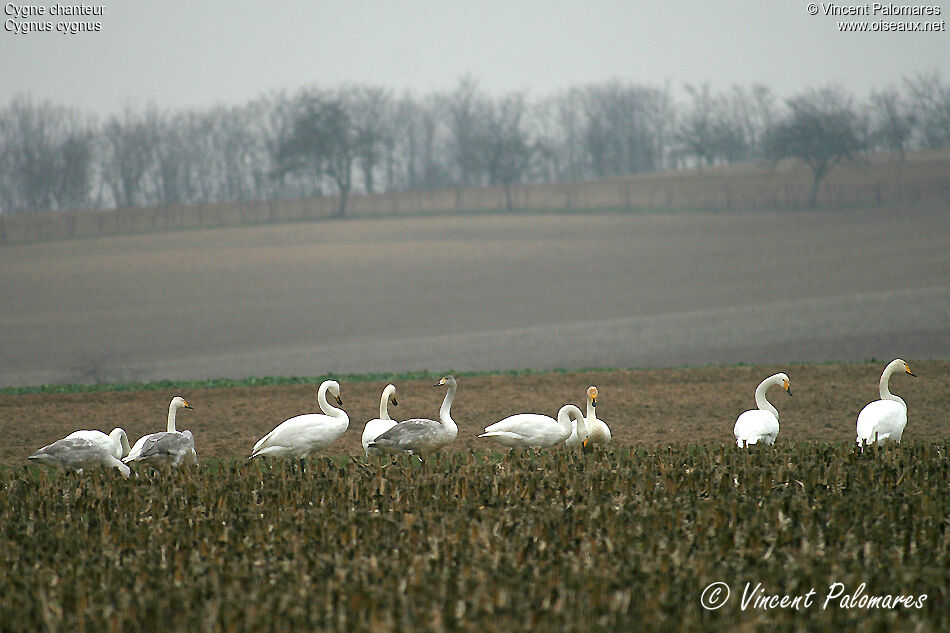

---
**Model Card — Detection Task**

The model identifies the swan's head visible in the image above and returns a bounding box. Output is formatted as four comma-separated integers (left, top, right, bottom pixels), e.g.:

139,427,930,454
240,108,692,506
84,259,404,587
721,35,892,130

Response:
326,381,343,406
435,375,456,389
778,373,792,397
171,396,193,410
384,384,398,407
893,359,916,378
587,386,598,407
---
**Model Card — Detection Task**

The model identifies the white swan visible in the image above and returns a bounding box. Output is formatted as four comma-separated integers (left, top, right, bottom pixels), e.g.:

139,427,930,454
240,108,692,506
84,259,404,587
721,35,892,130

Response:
368,375,458,458
251,380,348,459
65,427,131,460
585,386,612,445
362,384,399,457
567,385,611,448
856,358,916,445
29,435,131,477
481,404,586,449
124,396,197,466
734,373,792,447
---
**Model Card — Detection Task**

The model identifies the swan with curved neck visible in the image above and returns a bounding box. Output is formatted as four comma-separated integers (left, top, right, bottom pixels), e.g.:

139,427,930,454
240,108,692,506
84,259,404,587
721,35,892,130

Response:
734,373,791,447
29,431,132,477
65,427,132,460
362,384,399,456
856,358,916,445
482,404,586,449
568,386,611,448
368,375,458,458
125,396,197,466
251,380,348,459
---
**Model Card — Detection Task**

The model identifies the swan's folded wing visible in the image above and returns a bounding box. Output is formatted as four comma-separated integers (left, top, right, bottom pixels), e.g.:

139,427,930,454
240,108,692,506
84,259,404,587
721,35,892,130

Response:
370,419,439,450
132,432,192,460
29,438,108,468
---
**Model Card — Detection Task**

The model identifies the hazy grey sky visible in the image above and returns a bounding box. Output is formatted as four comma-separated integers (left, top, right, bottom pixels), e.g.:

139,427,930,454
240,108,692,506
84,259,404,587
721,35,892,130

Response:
2,0,948,113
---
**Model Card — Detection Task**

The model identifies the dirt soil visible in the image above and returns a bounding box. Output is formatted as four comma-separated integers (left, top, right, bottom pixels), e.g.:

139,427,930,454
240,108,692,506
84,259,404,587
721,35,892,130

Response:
2,361,948,466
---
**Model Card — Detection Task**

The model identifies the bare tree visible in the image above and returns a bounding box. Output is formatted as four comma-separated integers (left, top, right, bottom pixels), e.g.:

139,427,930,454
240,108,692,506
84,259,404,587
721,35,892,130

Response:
444,76,490,186
102,105,156,208
481,94,533,210
765,87,865,208
903,71,950,149
868,87,915,160
0,97,95,214
346,86,392,194
278,94,356,217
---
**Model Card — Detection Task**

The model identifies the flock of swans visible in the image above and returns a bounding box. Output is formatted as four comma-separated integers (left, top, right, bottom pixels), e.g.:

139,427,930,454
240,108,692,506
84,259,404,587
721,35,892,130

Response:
27,359,916,477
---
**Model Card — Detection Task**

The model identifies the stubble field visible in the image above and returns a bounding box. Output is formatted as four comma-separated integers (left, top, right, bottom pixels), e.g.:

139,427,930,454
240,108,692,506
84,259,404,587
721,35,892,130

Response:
1,361,948,632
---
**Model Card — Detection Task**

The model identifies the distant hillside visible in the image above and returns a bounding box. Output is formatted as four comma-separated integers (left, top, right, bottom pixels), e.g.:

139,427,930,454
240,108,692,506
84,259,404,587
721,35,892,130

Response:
2,150,947,246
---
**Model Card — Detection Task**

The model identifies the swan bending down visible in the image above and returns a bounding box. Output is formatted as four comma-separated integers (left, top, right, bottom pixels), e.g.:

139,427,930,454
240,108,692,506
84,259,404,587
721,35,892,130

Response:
65,427,131,460
481,404,586,449
856,359,916,445
29,436,131,477
567,386,611,448
368,375,458,458
251,380,348,459
362,384,399,457
734,373,792,447
124,396,197,466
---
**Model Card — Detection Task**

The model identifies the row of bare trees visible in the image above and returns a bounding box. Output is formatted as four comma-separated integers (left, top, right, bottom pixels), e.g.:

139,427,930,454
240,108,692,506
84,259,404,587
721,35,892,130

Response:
1,72,948,217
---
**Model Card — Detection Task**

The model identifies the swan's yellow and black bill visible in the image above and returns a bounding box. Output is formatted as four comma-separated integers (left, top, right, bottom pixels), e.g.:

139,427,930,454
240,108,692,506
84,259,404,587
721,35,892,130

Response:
183,400,193,409
391,396,398,406
335,395,344,406
906,365,917,377
783,381,792,396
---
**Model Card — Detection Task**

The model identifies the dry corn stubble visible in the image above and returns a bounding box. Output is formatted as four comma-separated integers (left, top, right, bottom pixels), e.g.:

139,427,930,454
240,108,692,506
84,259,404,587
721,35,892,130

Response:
1,443,948,632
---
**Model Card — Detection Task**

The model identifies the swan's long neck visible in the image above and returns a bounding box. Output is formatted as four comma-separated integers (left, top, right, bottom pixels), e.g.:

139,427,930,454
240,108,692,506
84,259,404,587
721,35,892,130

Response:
379,387,393,420
586,400,596,423
879,362,906,408
166,404,178,432
559,405,585,437
317,382,346,418
754,379,779,421
112,429,131,457
574,409,588,439
439,382,458,433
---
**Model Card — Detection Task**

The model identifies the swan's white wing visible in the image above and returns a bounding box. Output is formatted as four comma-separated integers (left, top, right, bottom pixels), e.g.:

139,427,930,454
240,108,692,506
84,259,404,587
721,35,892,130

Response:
477,430,533,448
587,416,612,444
856,400,906,444
734,410,780,447
251,414,346,458
481,414,563,448
362,418,399,454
